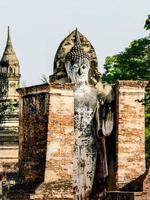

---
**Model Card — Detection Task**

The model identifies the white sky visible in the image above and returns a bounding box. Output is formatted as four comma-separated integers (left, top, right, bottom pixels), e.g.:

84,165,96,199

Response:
0,0,149,86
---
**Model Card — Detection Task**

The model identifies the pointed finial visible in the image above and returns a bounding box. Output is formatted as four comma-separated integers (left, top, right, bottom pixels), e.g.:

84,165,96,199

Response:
1,26,19,64
7,26,12,47
8,26,10,35
74,28,81,46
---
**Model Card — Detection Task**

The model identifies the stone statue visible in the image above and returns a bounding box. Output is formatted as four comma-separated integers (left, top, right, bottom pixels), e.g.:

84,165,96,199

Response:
65,29,114,199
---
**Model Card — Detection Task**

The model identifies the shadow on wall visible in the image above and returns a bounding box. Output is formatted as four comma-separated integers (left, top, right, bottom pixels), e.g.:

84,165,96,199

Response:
106,127,116,191
120,168,149,192
106,98,116,191
105,93,148,193
18,93,49,185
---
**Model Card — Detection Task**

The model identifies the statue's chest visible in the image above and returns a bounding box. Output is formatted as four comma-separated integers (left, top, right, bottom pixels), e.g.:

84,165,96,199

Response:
74,88,97,136
74,101,96,135
75,105,93,124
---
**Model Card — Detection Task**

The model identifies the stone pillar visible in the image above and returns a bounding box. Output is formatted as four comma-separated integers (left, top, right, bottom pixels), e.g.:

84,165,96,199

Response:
43,83,74,198
115,80,148,190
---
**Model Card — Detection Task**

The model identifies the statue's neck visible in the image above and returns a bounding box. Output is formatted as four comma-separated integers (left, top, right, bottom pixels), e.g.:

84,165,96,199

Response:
74,82,88,93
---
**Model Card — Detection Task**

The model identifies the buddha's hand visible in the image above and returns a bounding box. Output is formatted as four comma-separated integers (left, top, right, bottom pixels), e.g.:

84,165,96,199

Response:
102,107,113,136
98,103,114,137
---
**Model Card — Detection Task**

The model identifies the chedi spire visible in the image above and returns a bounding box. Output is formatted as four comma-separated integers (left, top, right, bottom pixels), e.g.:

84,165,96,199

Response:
7,26,12,48
1,26,19,65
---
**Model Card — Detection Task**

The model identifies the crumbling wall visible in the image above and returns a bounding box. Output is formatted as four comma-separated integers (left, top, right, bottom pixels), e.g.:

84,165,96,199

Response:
6,81,149,200
18,85,49,183
44,83,74,197
115,80,148,190
16,83,74,198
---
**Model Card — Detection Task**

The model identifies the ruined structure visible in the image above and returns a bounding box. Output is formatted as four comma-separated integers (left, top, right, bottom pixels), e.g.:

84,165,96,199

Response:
0,27,20,179
6,29,149,200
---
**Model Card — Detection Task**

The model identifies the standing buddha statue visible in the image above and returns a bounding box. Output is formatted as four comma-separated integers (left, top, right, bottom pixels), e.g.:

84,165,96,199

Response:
65,29,114,200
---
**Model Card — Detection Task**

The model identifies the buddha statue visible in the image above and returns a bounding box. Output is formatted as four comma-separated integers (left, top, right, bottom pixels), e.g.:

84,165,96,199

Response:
65,29,114,200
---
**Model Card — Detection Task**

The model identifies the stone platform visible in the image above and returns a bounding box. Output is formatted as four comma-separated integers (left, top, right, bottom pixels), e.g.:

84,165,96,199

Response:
5,168,150,200
6,190,150,200
106,191,150,200
6,181,73,200
5,170,150,200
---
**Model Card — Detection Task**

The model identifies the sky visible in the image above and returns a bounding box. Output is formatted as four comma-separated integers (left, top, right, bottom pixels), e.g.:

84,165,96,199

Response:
0,0,149,86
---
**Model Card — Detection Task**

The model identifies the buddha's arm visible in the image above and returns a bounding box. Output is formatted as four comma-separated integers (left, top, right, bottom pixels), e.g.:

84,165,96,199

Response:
95,81,114,137
95,81,114,103
100,102,114,137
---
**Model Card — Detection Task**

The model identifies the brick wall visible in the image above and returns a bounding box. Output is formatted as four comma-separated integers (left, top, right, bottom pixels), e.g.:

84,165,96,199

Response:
6,81,149,199
115,80,148,190
44,83,74,197
16,83,74,198
18,84,49,183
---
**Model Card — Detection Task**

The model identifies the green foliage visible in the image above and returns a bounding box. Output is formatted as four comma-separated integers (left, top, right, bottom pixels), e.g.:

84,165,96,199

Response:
40,74,49,84
102,24,150,166
103,37,150,84
145,85,150,166
0,73,17,123
0,73,8,99
0,100,17,123
144,15,150,30
145,128,150,167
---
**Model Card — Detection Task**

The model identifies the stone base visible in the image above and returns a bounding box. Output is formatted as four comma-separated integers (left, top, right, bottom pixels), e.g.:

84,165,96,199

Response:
106,191,150,200
5,169,150,200
6,190,150,200
6,181,73,200
6,194,73,200
7,194,73,200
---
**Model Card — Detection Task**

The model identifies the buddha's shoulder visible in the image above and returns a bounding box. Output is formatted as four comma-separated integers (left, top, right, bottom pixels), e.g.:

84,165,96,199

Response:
88,85,98,94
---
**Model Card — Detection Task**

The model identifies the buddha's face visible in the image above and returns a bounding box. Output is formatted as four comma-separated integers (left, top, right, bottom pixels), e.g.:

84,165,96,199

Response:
66,58,89,84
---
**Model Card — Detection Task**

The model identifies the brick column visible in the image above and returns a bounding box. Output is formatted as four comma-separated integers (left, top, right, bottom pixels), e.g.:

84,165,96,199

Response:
7,83,75,200
17,84,50,183
115,80,148,190
44,83,74,198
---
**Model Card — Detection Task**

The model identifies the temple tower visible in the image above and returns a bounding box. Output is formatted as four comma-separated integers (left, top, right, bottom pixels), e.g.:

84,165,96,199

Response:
0,27,20,179
0,26,20,101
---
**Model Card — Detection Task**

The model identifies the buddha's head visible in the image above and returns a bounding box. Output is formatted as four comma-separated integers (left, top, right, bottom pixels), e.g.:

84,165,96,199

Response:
65,29,90,85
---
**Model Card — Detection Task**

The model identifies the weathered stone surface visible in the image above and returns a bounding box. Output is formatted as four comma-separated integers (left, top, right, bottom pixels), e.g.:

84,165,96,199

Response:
6,190,150,200
44,84,74,185
105,191,150,200
17,84,49,183
143,168,150,191
115,80,148,190
15,83,74,198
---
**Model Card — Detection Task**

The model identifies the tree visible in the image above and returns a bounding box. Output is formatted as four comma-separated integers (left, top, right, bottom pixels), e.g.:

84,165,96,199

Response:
102,16,150,166
144,15,150,30
0,74,16,123
102,37,150,84
40,74,49,84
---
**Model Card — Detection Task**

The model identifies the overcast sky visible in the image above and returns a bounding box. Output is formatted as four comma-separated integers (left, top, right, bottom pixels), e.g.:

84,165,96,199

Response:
0,0,149,86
